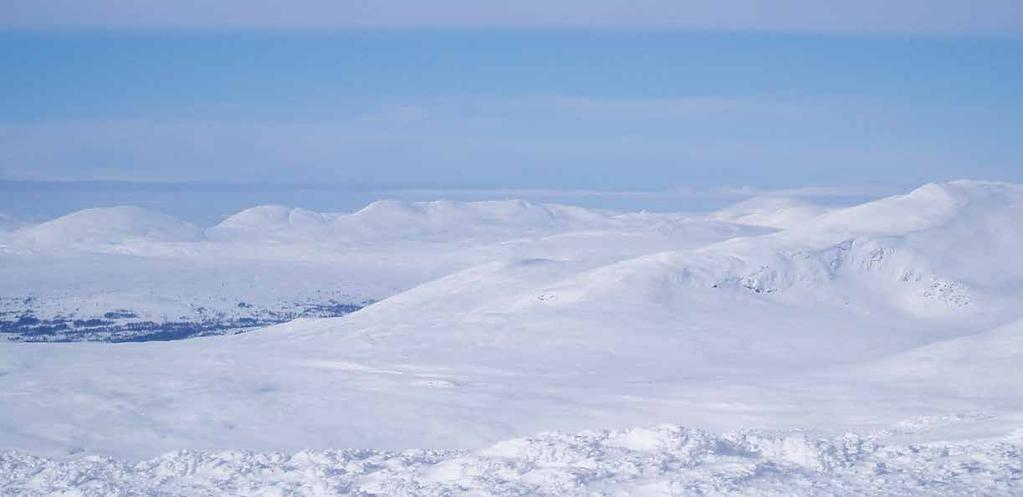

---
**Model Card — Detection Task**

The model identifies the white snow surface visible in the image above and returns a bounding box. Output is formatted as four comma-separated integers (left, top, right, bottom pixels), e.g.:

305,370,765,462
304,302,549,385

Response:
207,199,619,243
11,206,204,245
0,199,759,341
708,196,828,228
2,181,1023,495
3,425,1021,496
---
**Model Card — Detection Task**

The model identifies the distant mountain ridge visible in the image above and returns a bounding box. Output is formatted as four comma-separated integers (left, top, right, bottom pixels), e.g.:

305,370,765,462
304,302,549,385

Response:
9,206,204,246
0,198,756,342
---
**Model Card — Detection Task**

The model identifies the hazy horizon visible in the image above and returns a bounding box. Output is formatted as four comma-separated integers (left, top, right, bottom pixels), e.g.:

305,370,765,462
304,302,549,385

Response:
0,178,907,225
4,29,1021,195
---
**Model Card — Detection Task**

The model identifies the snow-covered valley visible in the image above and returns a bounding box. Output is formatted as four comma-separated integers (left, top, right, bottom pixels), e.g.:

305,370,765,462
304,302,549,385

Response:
1,180,1022,495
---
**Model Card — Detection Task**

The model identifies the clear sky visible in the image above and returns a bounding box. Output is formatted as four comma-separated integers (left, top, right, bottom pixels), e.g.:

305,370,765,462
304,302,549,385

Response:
1,1,1021,197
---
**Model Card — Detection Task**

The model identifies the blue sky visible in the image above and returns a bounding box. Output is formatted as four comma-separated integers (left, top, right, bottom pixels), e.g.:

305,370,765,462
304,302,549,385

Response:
1,1,1021,199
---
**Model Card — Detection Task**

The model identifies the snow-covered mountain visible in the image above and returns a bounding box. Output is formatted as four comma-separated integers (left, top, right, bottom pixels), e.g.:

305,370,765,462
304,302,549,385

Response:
1,180,1022,475
10,206,204,246
290,180,1020,377
0,200,757,342
207,199,617,243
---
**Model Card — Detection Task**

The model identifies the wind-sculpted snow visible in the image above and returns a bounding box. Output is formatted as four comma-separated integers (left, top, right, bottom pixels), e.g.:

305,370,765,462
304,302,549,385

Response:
2,425,1020,497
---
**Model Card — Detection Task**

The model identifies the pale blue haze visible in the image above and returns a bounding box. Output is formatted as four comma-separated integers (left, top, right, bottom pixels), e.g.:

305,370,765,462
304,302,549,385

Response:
1,6,1021,222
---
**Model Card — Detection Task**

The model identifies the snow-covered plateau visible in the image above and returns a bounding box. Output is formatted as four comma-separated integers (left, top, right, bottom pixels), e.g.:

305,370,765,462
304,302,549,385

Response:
1,180,1022,496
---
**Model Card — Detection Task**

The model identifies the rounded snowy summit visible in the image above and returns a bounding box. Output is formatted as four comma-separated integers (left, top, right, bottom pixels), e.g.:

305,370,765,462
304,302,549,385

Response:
14,206,204,245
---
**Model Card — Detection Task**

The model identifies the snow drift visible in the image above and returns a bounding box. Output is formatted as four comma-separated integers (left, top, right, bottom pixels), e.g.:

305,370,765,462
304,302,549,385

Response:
3,425,1020,497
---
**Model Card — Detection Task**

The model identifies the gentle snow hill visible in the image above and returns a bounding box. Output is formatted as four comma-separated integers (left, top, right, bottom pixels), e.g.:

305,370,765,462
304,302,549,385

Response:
208,199,629,243
11,206,204,246
1,200,761,342
204,204,335,242
709,196,828,229
350,199,610,233
801,180,1022,237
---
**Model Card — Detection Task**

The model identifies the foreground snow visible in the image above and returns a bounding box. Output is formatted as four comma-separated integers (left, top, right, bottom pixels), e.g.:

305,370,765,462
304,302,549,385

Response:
3,425,1020,497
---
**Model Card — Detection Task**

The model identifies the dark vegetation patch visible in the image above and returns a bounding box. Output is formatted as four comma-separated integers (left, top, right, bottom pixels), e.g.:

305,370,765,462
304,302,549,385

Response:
0,299,366,343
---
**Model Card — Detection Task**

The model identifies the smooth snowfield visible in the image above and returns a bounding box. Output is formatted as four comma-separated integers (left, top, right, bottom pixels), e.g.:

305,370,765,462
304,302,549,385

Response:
1,181,1023,495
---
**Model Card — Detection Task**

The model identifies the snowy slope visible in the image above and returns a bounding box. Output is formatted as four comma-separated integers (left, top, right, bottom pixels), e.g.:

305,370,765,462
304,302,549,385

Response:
293,180,1021,375
11,206,204,246
1,181,1022,469
861,317,1023,395
1,200,759,341
709,196,828,228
